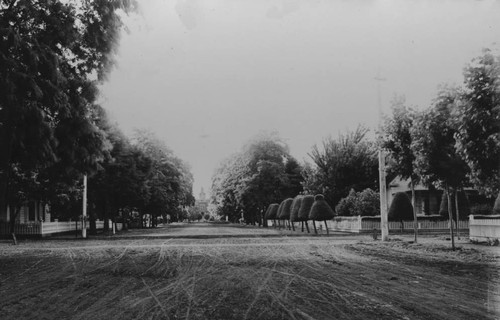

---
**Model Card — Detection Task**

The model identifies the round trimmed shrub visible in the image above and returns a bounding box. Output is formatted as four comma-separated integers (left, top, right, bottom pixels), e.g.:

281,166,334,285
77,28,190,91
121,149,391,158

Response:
290,196,303,222
470,203,493,216
267,203,279,219
388,192,414,221
335,189,357,216
277,201,285,220
264,204,272,219
278,198,294,220
355,189,380,217
298,195,314,221
335,188,380,217
309,194,335,221
439,191,471,219
494,192,500,215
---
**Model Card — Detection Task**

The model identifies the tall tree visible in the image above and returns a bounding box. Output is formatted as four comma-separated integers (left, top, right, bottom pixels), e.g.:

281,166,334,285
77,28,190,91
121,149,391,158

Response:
282,157,304,198
381,95,420,242
88,110,152,231
210,133,302,225
0,1,136,221
307,125,378,208
211,154,247,222
133,130,194,227
455,49,500,198
411,87,470,249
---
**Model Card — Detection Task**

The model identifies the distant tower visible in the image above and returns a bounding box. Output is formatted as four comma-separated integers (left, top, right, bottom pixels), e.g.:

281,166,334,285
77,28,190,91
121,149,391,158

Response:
194,188,209,215
199,188,206,201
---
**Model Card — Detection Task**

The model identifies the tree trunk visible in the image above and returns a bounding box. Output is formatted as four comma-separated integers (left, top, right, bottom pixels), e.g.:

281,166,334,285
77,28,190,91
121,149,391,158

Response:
89,212,97,235
0,104,14,223
312,220,317,234
410,179,418,243
324,220,329,235
446,186,455,250
455,189,460,240
9,206,20,245
301,221,304,232
291,220,295,231
102,199,109,232
305,221,310,233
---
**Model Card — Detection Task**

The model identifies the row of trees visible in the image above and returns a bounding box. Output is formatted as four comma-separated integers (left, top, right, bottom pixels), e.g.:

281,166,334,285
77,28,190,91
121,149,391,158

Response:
210,133,303,225
87,119,195,231
383,49,499,203
0,1,194,237
210,49,499,234
381,49,500,246
265,194,335,234
210,128,380,225
303,125,380,211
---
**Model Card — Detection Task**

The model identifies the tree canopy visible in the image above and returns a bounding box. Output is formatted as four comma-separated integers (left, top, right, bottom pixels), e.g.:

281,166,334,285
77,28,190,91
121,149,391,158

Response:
0,1,194,230
454,49,500,197
411,86,470,191
210,133,303,225
382,95,419,190
306,125,378,207
0,0,137,218
388,192,414,221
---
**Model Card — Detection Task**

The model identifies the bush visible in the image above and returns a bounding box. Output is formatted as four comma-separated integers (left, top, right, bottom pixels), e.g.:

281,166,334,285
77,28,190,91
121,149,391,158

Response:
298,195,315,221
335,189,357,216
278,198,294,220
439,191,471,219
470,203,493,216
355,189,380,216
267,203,279,219
277,201,285,220
290,196,303,222
309,194,335,221
335,188,380,216
388,192,413,221
264,204,272,219
494,192,500,215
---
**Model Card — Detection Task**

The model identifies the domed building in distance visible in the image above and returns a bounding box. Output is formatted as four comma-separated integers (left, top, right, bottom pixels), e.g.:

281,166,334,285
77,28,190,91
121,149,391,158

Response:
194,188,209,215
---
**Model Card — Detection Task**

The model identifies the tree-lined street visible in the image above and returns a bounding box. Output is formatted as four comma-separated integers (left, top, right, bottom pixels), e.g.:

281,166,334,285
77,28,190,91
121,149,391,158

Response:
1,1,500,319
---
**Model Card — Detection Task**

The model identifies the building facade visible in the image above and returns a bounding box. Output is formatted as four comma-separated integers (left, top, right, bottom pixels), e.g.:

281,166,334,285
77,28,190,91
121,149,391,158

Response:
194,188,209,215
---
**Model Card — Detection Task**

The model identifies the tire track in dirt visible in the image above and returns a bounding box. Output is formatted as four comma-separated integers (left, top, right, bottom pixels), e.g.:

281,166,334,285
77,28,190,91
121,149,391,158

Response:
1,237,498,319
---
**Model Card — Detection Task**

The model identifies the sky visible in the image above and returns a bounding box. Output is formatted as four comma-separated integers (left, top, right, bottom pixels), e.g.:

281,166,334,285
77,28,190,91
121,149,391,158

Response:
99,0,500,199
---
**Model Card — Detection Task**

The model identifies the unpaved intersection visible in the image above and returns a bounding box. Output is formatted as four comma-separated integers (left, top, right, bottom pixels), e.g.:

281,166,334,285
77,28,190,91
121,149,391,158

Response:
0,223,498,319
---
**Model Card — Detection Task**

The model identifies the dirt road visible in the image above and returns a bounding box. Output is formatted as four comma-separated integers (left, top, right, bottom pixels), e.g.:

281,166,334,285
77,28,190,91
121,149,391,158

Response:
0,224,499,319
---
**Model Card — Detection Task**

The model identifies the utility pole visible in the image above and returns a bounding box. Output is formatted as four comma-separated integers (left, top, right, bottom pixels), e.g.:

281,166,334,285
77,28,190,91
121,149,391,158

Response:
82,174,87,238
375,73,389,241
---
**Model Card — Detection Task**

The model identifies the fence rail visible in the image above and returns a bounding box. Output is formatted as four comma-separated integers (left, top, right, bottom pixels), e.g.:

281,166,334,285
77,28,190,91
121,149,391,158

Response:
469,217,500,241
0,220,111,236
331,216,470,233
0,222,41,235
361,219,469,231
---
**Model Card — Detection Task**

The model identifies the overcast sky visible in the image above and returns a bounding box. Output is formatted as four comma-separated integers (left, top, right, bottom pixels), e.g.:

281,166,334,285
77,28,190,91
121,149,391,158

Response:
99,0,500,198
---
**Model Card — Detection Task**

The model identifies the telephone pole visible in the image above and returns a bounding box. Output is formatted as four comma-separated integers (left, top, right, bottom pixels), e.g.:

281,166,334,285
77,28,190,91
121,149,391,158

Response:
375,73,389,241
82,174,87,238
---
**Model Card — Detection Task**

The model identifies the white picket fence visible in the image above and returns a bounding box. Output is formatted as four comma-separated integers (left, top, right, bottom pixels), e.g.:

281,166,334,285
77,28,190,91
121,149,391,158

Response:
331,216,469,233
469,216,500,242
0,220,119,237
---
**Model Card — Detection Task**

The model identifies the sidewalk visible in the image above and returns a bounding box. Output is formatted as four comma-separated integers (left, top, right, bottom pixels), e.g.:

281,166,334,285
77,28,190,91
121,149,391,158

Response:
83,222,359,240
